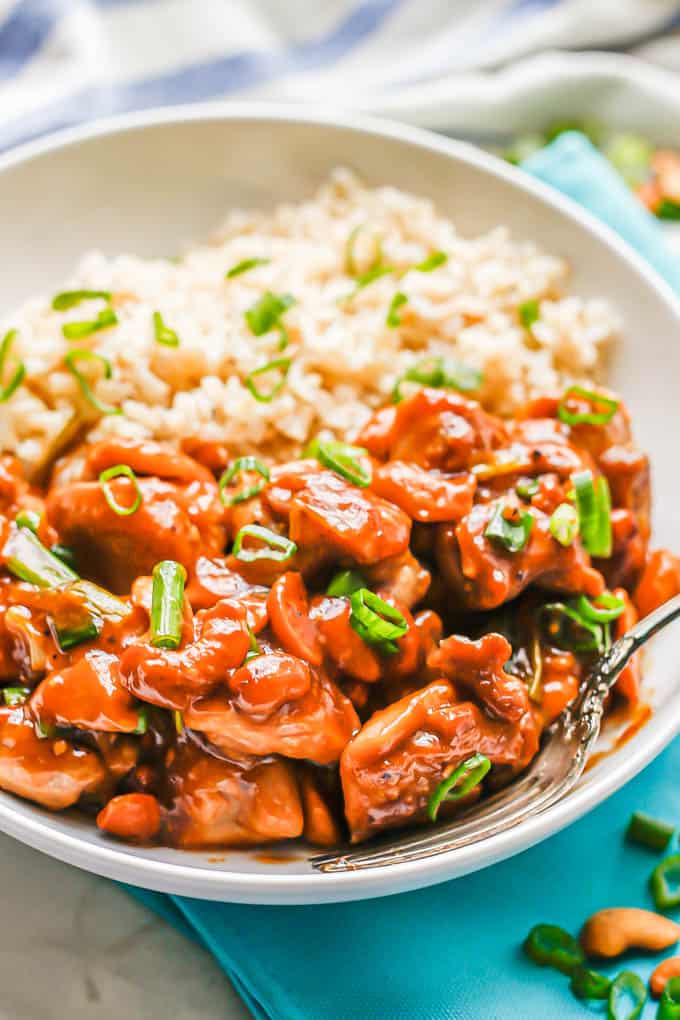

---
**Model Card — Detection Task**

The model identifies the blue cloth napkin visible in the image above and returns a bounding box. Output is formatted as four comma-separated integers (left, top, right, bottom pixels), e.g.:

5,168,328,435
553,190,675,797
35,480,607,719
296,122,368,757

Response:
128,134,680,1020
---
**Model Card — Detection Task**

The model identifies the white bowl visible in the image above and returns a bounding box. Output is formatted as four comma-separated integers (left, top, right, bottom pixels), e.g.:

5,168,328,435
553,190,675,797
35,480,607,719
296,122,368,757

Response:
0,104,679,904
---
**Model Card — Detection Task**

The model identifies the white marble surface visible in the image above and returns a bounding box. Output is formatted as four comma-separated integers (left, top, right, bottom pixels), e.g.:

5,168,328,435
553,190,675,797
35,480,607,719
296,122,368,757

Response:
0,832,250,1020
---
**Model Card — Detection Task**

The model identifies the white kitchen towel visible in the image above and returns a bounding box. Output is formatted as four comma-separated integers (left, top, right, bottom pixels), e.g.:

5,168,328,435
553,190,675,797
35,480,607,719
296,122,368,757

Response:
0,0,679,152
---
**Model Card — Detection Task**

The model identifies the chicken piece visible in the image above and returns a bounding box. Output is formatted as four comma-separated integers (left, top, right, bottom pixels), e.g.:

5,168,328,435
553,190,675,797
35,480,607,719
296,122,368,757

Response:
597,508,647,591
634,548,680,618
612,588,640,704
536,648,581,728
97,793,162,842
435,498,605,611
299,768,342,847
83,437,216,485
121,599,250,710
362,550,431,609
46,475,225,593
599,445,651,540
427,633,530,723
0,706,108,810
267,572,322,666
186,555,269,631
163,743,303,848
518,392,633,462
340,681,538,842
370,461,476,523
30,650,140,732
310,596,382,682
357,388,507,471
185,652,359,765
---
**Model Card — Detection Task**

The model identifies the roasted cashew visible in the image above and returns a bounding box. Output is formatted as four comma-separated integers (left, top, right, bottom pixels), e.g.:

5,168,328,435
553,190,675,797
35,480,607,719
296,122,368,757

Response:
580,908,680,958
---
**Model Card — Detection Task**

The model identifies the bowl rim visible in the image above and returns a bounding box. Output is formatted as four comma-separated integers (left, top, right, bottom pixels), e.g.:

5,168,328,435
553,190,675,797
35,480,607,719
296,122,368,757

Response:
1,101,679,904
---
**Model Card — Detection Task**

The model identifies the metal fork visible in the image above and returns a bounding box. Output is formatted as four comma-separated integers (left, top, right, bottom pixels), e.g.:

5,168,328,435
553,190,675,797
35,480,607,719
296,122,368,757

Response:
312,594,680,873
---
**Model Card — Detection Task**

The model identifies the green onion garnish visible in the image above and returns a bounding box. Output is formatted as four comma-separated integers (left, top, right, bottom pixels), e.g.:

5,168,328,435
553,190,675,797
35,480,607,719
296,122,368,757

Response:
232,524,297,564
626,811,675,852
150,560,187,650
650,854,680,911
549,503,579,546
386,291,407,327
540,600,616,655
64,349,122,416
326,569,366,598
5,526,78,588
607,971,647,1020
62,305,118,340
485,503,533,553
576,592,625,624
518,299,540,330
244,357,291,403
314,439,371,488
245,291,294,336
570,965,610,1001
523,924,585,975
226,257,270,279
2,686,30,707
342,265,393,302
52,613,102,652
152,310,180,347
415,251,447,272
50,544,77,571
557,385,620,426
219,456,270,506
52,290,111,310
392,355,482,402
70,579,128,621
516,477,539,500
659,977,680,1019
134,706,148,735
572,469,612,557
427,753,491,822
344,225,382,278
657,199,680,222
15,509,41,533
99,464,142,516
349,588,408,654
173,709,184,734
0,329,25,404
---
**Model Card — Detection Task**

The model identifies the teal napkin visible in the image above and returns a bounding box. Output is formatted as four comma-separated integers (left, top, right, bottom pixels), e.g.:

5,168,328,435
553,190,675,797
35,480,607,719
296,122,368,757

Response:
129,133,680,1019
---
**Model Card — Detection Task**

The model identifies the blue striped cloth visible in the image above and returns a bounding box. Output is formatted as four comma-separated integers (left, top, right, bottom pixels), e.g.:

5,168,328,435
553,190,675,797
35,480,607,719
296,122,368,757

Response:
1,0,680,152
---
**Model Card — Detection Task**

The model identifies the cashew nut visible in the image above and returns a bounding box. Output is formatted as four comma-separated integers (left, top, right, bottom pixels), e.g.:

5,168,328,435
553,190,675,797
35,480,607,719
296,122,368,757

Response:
580,908,680,958
650,957,680,998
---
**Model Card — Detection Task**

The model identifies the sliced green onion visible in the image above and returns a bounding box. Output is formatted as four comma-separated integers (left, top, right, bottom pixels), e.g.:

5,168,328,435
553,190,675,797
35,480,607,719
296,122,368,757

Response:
427,753,491,822
607,971,646,1020
152,310,180,347
62,305,118,340
232,524,297,564
15,509,41,533
344,226,382,278
134,706,148,735
218,457,270,506
225,257,270,279
2,686,30,707
0,329,25,404
326,569,366,598
392,355,482,402
657,199,680,222
4,526,78,588
244,357,291,403
150,560,187,650
570,965,611,1001
244,629,261,663
64,349,122,416
70,579,128,621
173,710,184,734
349,588,408,654
523,924,585,975
99,464,142,516
415,251,447,272
572,469,612,557
576,592,625,624
386,291,407,327
245,291,294,336
541,601,605,654
342,265,393,302
51,613,101,652
485,503,533,553
50,544,77,571
626,811,675,852
52,289,111,311
516,477,540,500
558,386,620,426
650,854,680,911
315,440,371,488
518,299,540,330
549,503,579,546
35,720,52,740
659,977,680,1020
